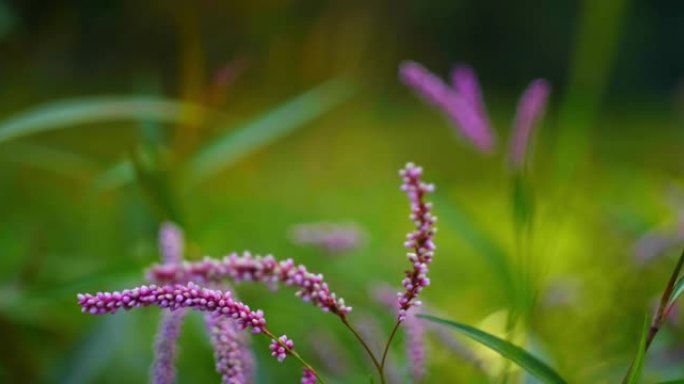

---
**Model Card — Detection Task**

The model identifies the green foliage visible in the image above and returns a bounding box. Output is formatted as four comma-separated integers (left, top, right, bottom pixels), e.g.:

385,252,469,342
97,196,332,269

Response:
418,314,567,384
184,78,355,187
624,316,650,384
0,97,209,144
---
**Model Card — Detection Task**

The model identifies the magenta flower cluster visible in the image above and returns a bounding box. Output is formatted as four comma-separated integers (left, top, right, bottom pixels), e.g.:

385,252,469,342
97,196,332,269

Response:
147,252,352,318
301,368,317,384
270,335,295,362
400,61,495,153
397,162,437,322
78,282,267,332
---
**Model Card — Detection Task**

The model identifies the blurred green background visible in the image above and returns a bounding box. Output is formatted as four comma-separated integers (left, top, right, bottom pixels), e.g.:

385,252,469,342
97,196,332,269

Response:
1,0,684,383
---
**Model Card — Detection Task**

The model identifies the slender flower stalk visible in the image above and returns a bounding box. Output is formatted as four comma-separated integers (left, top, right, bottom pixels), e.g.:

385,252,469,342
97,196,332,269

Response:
159,222,184,265
78,282,267,333
396,163,437,322
399,61,495,153
151,222,187,384
373,285,426,383
147,252,352,319
508,79,550,170
152,309,186,384
379,163,437,382
205,310,254,384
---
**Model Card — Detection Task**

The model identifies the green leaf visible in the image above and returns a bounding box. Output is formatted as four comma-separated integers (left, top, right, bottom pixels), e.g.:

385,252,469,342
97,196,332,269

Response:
91,160,135,192
0,97,209,144
654,380,684,384
184,77,354,186
624,316,650,384
418,314,567,384
512,174,534,230
433,195,516,297
667,275,684,307
0,142,98,178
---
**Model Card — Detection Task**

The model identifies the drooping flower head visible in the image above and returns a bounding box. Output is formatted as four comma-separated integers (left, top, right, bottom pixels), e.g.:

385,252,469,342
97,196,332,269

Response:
397,163,437,322
77,282,267,333
509,79,550,170
270,335,295,362
147,252,352,319
399,61,495,153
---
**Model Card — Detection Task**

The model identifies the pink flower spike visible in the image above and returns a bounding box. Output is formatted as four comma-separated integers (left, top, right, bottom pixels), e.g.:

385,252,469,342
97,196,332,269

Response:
205,310,254,384
509,79,550,170
147,252,352,319
396,163,437,322
301,368,317,384
270,335,294,362
77,283,267,333
159,222,184,265
450,65,488,122
151,309,186,384
399,61,495,153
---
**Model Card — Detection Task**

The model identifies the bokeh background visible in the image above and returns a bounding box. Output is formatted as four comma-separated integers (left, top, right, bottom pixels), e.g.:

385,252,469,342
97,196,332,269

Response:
1,0,684,383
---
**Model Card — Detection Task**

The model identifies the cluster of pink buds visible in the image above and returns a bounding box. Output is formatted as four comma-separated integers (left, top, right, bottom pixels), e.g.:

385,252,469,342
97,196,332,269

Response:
270,335,294,362
147,252,352,318
77,282,267,333
397,163,437,322
301,368,317,384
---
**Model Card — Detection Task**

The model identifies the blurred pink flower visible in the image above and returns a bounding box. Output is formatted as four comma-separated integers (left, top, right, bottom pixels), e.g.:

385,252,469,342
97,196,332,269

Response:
399,61,496,153
509,79,550,170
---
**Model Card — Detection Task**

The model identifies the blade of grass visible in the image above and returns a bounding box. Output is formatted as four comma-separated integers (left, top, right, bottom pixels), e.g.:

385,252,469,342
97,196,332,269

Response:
91,160,135,192
183,77,355,186
418,314,566,384
0,97,210,144
623,315,649,384
667,276,684,307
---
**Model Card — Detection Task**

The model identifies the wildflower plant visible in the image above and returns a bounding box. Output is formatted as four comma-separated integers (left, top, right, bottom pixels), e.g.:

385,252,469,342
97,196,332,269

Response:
73,61,684,384
78,162,437,383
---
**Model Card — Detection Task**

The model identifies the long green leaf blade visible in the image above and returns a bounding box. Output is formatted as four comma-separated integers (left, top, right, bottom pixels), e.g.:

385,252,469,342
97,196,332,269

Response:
625,316,650,384
184,78,354,186
418,314,567,384
0,97,209,144
667,276,684,307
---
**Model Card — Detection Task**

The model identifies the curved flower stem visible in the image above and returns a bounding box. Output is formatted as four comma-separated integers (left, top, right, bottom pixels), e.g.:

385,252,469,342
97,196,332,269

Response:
379,320,401,383
341,318,383,374
621,248,684,383
263,329,326,384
